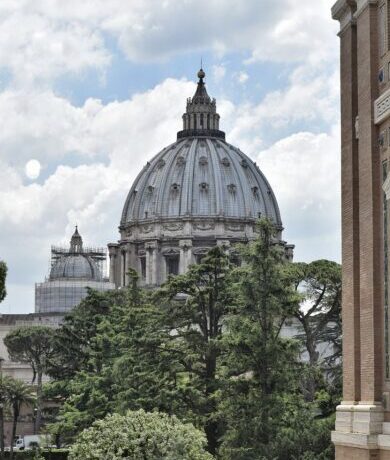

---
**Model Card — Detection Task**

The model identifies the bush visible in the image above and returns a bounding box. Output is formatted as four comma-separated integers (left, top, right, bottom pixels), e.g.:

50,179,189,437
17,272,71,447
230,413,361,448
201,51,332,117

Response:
69,409,213,460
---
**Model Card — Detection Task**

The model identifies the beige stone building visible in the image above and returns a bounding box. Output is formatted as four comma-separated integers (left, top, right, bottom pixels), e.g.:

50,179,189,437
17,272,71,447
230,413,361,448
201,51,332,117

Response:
332,0,390,458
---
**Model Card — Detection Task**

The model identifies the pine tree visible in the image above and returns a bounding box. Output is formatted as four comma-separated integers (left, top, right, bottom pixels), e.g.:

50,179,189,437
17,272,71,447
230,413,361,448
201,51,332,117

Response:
220,219,302,459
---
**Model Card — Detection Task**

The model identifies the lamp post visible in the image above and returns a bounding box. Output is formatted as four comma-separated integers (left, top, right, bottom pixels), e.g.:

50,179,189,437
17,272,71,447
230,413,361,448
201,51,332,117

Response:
0,357,5,460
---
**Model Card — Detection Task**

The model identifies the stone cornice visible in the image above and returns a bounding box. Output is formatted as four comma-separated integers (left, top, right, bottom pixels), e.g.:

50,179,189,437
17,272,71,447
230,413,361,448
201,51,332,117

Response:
355,0,378,19
332,0,356,33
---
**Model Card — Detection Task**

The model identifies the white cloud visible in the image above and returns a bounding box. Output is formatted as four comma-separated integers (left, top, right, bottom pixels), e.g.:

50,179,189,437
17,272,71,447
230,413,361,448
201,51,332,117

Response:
0,0,337,86
0,79,193,174
0,5,110,86
212,64,226,82
258,126,341,262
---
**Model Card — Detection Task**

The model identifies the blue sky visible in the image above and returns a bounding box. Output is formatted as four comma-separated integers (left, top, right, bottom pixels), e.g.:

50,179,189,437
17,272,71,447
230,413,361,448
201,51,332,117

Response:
0,0,340,313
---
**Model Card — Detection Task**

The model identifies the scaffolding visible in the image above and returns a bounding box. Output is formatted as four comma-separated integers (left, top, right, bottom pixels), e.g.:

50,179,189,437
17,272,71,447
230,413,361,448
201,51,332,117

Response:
49,245,108,280
35,245,113,314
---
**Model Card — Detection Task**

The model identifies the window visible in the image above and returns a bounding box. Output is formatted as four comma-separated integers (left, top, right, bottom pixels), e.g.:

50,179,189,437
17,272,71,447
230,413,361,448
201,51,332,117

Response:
140,257,146,281
166,256,179,276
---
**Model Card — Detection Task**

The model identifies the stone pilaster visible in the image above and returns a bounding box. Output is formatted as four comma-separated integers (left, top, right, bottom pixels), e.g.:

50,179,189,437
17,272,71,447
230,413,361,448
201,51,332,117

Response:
179,239,193,273
145,241,159,285
356,0,383,405
124,243,132,286
108,243,119,287
333,0,361,406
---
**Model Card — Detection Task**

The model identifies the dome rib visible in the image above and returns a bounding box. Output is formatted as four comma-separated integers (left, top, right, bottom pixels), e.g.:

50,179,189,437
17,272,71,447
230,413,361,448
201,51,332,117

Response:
184,139,198,215
207,139,223,216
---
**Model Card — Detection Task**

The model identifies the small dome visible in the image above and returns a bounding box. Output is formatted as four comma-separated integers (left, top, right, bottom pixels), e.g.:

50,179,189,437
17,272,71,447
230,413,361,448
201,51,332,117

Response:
50,254,101,280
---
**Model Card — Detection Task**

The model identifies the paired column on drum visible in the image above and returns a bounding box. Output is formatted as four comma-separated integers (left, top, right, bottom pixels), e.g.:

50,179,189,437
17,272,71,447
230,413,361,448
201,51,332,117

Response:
145,241,160,285
108,243,119,286
179,239,193,274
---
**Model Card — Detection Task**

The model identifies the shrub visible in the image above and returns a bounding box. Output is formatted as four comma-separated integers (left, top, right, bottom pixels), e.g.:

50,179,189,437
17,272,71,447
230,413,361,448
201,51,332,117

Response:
69,409,213,460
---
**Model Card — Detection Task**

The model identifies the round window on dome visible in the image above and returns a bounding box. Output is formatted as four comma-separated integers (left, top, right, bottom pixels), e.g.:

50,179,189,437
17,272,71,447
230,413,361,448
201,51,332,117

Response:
171,183,180,192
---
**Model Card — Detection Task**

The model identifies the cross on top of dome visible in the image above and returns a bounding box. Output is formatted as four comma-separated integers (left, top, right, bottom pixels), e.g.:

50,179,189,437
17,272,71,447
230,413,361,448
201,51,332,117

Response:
177,68,225,140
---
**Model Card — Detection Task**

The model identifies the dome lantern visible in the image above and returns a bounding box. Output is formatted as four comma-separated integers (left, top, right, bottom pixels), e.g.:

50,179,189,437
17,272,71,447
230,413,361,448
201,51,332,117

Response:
70,226,83,253
177,68,225,140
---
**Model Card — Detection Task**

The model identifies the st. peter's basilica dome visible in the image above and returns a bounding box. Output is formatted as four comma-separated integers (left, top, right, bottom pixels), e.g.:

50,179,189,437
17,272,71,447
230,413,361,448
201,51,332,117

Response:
108,69,293,288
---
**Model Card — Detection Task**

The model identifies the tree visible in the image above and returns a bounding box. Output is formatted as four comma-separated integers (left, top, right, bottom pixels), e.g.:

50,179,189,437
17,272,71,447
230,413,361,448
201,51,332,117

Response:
46,284,159,442
155,246,234,455
4,376,35,459
219,219,302,459
69,409,213,460
289,260,342,400
0,260,7,456
0,261,7,304
47,288,125,382
50,250,234,454
4,326,55,432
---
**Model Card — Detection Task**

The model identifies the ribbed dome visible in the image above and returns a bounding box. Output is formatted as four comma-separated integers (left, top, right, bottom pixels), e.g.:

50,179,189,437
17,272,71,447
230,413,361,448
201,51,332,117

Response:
121,137,281,226
50,254,101,280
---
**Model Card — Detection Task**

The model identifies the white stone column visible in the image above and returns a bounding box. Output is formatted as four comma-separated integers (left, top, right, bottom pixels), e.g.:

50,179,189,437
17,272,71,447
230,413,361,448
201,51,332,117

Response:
124,244,132,286
145,241,158,285
120,250,126,287
108,244,118,286
179,239,193,274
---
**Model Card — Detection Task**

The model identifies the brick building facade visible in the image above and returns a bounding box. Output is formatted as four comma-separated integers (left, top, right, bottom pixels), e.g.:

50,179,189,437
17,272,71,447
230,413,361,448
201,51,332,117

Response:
332,0,390,458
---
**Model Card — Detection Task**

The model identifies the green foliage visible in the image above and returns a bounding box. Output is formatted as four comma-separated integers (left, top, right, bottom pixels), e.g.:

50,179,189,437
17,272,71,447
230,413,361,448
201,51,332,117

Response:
5,326,56,382
0,260,7,303
219,219,303,458
69,410,213,460
44,220,337,458
5,326,56,431
154,246,235,454
289,259,342,400
3,375,36,458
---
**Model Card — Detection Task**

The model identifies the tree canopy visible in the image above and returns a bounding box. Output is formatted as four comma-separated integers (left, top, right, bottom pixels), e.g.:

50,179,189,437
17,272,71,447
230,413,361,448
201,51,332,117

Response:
69,409,213,460
5,325,56,431
0,260,7,303
31,219,338,459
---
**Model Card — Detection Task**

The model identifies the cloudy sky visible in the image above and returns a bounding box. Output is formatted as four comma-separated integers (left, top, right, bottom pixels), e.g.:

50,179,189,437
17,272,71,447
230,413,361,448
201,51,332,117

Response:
0,0,340,313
